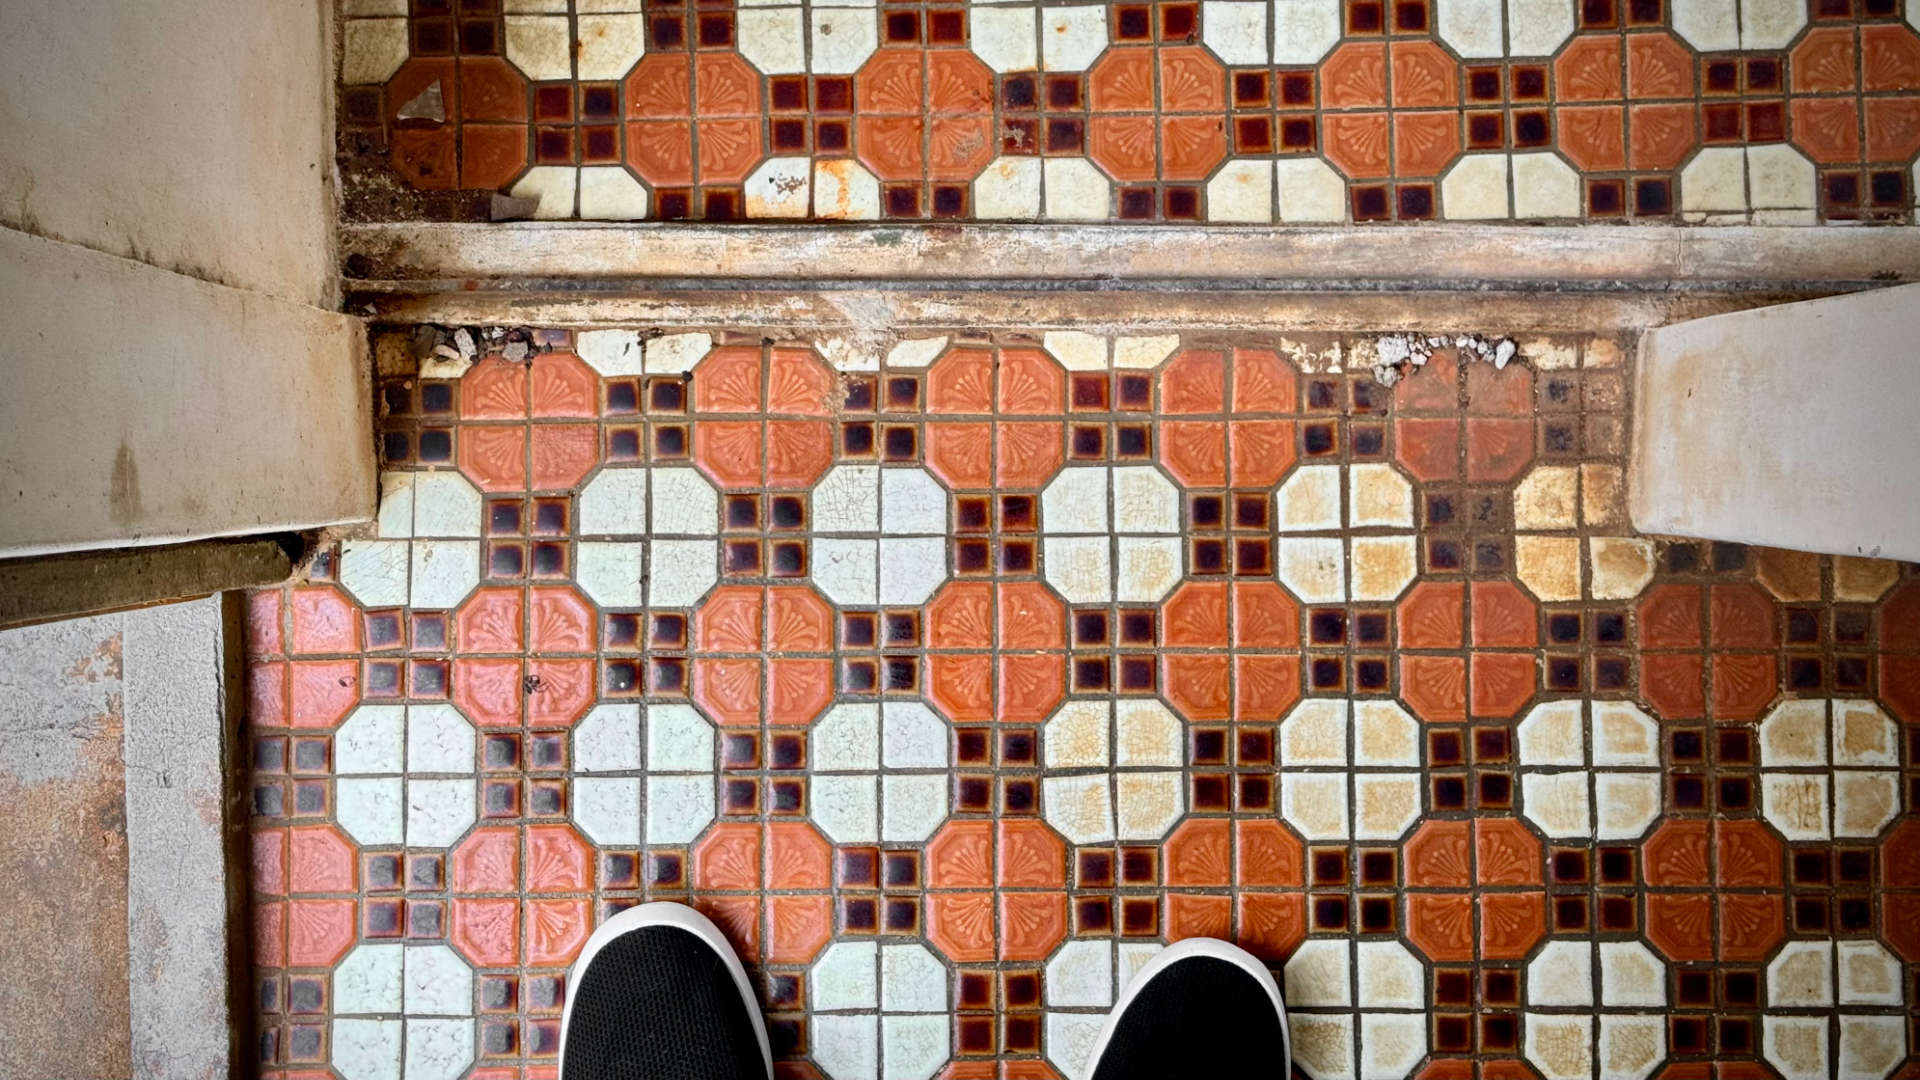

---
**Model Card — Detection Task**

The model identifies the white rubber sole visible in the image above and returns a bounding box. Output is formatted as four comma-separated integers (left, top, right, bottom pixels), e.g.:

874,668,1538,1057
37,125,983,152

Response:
1083,937,1292,1077
557,901,774,1080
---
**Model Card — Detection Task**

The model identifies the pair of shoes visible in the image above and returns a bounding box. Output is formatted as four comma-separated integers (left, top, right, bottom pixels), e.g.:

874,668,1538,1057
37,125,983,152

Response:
561,903,1291,1080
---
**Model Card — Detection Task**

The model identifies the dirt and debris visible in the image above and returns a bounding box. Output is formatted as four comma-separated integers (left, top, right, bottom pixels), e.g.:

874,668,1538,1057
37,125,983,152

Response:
1370,332,1518,386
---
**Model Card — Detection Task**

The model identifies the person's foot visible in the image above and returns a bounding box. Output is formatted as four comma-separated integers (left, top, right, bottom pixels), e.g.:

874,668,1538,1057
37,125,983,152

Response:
1086,938,1292,1080
560,902,772,1080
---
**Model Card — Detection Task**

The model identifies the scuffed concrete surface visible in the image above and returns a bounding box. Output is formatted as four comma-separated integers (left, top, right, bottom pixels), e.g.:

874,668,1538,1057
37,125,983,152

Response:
0,612,133,1080
122,598,232,1080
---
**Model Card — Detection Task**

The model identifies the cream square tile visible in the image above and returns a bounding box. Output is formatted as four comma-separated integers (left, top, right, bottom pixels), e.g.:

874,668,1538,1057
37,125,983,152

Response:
1349,463,1413,526
1768,941,1834,1007
1594,772,1659,839
1763,1015,1829,1080
1588,536,1654,599
1114,335,1181,369
1352,773,1421,839
1272,0,1342,63
1596,1015,1664,1080
1515,534,1581,601
344,0,407,13
1207,160,1275,223
1512,152,1581,219
1580,463,1622,526
812,1015,878,1080
1043,467,1110,533
1281,699,1347,766
882,1014,949,1078
1505,0,1573,55
1276,465,1342,530
1835,941,1903,1006
1760,701,1829,765
1041,4,1108,70
1833,771,1899,837
341,18,409,84
645,333,714,375
970,6,1037,71
646,774,715,844
1042,773,1114,844
1680,147,1748,216
509,165,578,219
1355,941,1424,1008
1115,700,1183,766
1832,700,1897,764
738,8,806,74
1761,773,1830,840
1045,158,1112,221
1513,465,1577,529
1441,153,1511,219
880,943,948,1012
887,337,949,369
334,944,404,1014
1834,557,1901,600
1114,772,1184,839
1276,158,1349,222
1591,703,1659,766
1291,1015,1356,1080
1671,0,1737,48
814,160,882,219
809,7,878,72
1517,701,1584,766
1748,145,1816,210
1283,940,1352,1006
1203,1,1270,63
572,776,641,845
578,165,650,220
744,156,811,216
1435,0,1503,56
1045,700,1111,768
812,942,879,1011
1044,535,1112,603
1599,941,1666,1006
1045,940,1114,1007
1116,537,1181,602
504,15,574,80
1114,466,1180,532
1353,701,1419,766
1281,771,1348,839
1360,1013,1427,1080
1740,0,1804,47
1525,1014,1594,1080
1350,536,1416,601
974,156,1044,219
1044,330,1109,370
1521,771,1591,837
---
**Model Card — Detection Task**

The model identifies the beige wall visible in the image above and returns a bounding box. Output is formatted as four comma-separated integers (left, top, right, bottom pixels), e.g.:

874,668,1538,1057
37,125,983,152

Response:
1631,283,1920,562
0,0,337,307
0,0,373,556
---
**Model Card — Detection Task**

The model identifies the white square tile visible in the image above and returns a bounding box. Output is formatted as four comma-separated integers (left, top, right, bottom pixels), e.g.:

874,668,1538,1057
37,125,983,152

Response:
1836,1016,1903,1080
1281,699,1349,765
1505,0,1573,55
1045,940,1114,1007
1273,0,1343,63
1046,1013,1107,1080
407,704,475,774
1042,774,1114,844
1113,466,1180,532
647,539,717,607
812,1015,879,1080
574,703,642,772
1352,701,1419,766
1521,771,1592,837
809,7,878,73
1044,330,1108,370
575,541,645,607
1114,336,1180,369
579,165,651,220
410,539,481,609
1281,771,1348,839
878,537,947,605
1767,941,1834,1007
376,472,415,537
1043,467,1110,533
1207,160,1275,222
1596,1015,1664,1080
971,5,1038,71
1833,771,1899,837
403,944,473,1015
1276,157,1348,222
813,538,879,605
814,160,882,219
645,774,714,844
1435,0,1502,55
572,776,641,845
645,704,713,772
1360,1012,1428,1080
645,333,713,375
1044,535,1112,603
577,330,644,377
738,8,806,74
337,777,405,846
881,468,947,534
1045,158,1112,221
337,706,406,774
576,13,647,78
881,774,948,841
813,704,881,771
1512,152,1581,219
1762,773,1831,840
1594,771,1661,839
1283,939,1352,1006
1349,463,1413,527
1671,0,1737,48
407,778,476,847
1276,465,1342,530
1352,773,1422,839
1203,1,1269,62
1527,940,1594,1005
1042,4,1109,69
1350,536,1417,602
332,1019,403,1080
813,941,879,1010
649,467,721,533
1525,1014,1594,1080
334,944,404,1014
577,468,648,535
1598,941,1667,1006
341,539,410,609
1046,700,1111,768
1763,1015,1829,1080
882,701,949,768
1115,700,1182,766
1442,153,1511,218
341,19,409,84
880,943,948,1012
1114,772,1184,839
810,774,879,842
504,15,574,80
1355,940,1424,1008
973,156,1043,219
814,465,881,532
1276,537,1346,603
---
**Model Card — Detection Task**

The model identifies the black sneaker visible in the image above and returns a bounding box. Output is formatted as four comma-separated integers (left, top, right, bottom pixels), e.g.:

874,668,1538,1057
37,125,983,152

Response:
560,902,772,1080
1086,938,1292,1080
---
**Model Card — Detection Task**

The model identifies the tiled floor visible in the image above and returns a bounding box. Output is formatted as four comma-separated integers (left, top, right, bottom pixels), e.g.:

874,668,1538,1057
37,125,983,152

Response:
337,0,1920,223
247,325,1920,1080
